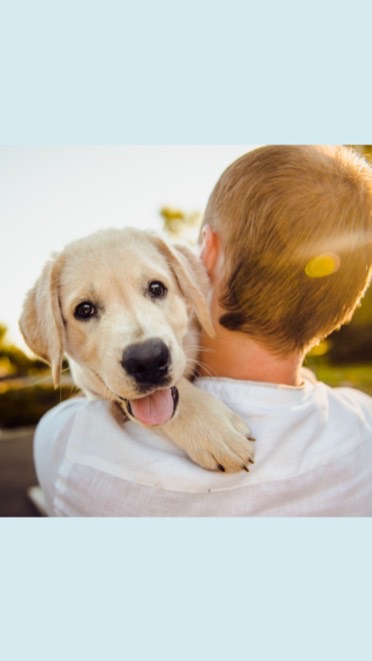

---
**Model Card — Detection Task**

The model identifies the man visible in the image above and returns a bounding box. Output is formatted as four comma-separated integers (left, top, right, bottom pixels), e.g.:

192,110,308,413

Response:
33,145,372,516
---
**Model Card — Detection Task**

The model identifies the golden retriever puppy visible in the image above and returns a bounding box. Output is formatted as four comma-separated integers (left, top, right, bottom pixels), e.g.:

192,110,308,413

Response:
20,228,255,472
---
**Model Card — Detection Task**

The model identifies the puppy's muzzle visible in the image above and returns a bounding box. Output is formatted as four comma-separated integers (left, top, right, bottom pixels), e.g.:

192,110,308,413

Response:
121,338,171,388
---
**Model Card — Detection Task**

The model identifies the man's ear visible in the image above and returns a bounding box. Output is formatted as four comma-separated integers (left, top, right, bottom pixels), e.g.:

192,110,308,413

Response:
19,256,65,387
199,225,220,279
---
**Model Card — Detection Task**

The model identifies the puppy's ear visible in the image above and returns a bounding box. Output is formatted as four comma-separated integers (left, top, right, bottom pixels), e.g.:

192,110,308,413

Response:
19,256,65,387
152,236,215,338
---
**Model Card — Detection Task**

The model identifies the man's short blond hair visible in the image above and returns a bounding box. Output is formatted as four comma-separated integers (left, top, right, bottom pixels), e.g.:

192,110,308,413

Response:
202,145,372,354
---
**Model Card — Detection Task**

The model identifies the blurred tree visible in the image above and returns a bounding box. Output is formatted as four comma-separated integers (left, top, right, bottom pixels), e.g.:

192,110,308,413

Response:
0,324,6,344
0,323,46,378
0,324,73,428
348,145,372,163
328,285,372,363
160,206,202,242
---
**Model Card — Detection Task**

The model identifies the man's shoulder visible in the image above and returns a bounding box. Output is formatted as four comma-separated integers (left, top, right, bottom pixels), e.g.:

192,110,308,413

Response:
318,381,372,415
36,397,110,433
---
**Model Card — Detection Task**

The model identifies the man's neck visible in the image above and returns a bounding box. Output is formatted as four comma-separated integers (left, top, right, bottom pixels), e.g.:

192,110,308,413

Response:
198,326,304,387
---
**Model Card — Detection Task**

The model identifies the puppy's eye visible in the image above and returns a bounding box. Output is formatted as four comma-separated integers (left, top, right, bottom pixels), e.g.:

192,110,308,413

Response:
148,281,167,298
74,302,98,320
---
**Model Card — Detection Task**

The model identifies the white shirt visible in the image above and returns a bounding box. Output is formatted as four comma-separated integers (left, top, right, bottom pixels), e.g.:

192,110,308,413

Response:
34,375,372,516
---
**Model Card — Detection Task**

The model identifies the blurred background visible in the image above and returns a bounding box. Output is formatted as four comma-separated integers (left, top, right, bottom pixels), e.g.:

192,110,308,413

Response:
1,145,371,516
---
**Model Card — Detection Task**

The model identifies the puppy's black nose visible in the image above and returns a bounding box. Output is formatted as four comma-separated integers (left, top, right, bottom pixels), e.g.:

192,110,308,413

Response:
121,339,170,385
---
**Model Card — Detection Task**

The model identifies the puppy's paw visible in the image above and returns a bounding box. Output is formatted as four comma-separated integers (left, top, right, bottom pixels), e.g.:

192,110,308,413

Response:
187,407,256,473
163,380,256,473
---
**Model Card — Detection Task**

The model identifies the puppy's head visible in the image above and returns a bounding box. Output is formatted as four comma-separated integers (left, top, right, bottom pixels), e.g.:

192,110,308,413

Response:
19,228,214,424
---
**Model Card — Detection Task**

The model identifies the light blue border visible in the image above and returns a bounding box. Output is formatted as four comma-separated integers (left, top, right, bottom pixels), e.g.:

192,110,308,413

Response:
1,1,371,144
1,2,372,659
1,519,371,660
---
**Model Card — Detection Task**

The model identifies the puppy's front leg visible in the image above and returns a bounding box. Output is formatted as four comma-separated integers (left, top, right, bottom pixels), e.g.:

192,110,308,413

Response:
161,378,255,472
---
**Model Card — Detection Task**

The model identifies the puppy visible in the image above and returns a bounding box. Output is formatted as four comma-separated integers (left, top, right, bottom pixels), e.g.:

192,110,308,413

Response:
20,228,255,472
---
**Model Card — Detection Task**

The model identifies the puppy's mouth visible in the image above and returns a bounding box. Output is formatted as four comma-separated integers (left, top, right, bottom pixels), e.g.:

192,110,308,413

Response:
122,386,179,426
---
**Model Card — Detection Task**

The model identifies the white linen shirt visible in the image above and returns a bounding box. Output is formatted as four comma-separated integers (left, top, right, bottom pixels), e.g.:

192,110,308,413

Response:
34,376,372,516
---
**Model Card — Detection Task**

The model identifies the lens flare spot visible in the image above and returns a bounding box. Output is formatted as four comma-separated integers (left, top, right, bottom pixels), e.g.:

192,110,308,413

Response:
305,253,340,278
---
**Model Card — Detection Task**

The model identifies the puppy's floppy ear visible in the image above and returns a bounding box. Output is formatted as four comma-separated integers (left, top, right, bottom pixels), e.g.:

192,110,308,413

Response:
152,236,215,338
19,255,65,387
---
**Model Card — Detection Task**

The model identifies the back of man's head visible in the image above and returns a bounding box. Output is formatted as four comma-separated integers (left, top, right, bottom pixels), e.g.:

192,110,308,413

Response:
202,145,372,354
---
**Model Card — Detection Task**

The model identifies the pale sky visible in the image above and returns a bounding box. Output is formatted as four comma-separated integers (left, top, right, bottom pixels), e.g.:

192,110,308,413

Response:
1,145,257,348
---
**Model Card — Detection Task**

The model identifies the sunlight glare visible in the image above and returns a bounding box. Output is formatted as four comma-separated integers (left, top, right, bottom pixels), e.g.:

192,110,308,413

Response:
305,253,341,278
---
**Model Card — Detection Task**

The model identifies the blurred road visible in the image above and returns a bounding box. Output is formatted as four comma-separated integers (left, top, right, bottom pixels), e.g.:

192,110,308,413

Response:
0,427,41,517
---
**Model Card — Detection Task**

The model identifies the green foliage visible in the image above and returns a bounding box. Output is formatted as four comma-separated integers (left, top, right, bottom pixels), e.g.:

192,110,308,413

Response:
0,378,75,428
0,323,73,428
326,268,372,363
348,145,372,163
327,324,372,364
0,345,46,377
0,323,46,377
160,206,202,241
0,324,7,344
306,362,372,396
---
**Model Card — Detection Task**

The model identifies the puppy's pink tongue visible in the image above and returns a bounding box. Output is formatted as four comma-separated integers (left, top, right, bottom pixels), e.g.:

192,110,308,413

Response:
129,388,175,426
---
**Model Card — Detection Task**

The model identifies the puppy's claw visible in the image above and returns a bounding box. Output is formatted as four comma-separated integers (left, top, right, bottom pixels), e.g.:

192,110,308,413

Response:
247,435,256,442
217,463,226,472
243,465,250,472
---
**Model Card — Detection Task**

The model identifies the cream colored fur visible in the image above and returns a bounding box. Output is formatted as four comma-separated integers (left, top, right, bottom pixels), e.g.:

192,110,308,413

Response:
20,228,255,472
